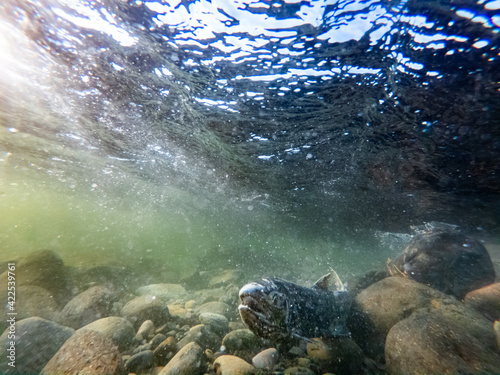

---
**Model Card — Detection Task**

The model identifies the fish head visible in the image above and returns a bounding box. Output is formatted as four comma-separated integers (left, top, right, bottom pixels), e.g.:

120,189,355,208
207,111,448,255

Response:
238,279,290,341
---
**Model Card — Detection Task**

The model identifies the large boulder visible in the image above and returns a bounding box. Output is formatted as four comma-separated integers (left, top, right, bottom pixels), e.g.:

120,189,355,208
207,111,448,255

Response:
80,316,135,351
389,230,495,298
349,276,454,358
41,329,124,375
121,295,170,328
0,317,74,374
12,285,58,321
385,304,500,374
0,250,71,305
464,282,500,321
58,285,115,329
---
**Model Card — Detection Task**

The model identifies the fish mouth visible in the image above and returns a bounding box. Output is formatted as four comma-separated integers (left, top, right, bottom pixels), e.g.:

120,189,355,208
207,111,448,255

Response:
238,282,276,330
238,297,270,323
238,284,269,320
239,293,265,314
238,304,271,325
239,283,266,310
238,302,279,339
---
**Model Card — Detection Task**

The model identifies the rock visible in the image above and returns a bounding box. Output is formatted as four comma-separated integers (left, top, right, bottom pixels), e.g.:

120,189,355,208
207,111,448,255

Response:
296,358,310,367
150,333,168,350
221,329,260,353
15,285,58,321
194,287,226,304
288,346,306,357
72,264,142,292
307,338,364,375
464,282,500,321
197,301,234,320
154,336,177,366
229,321,247,331
389,230,495,298
349,276,454,358
205,348,215,362
353,276,449,332
176,324,220,351
0,250,71,306
41,329,124,375
125,350,154,374
219,286,239,307
168,304,191,319
252,348,279,371
182,271,212,291
495,321,500,349
385,304,500,374
134,343,153,354
158,342,205,375
486,243,500,280
283,366,315,375
136,284,187,302
214,355,255,375
0,258,19,275
185,300,196,310
347,269,390,296
81,316,135,351
209,269,244,288
137,319,155,341
199,312,230,336
219,293,237,307
58,285,115,329
121,295,170,328
0,317,74,374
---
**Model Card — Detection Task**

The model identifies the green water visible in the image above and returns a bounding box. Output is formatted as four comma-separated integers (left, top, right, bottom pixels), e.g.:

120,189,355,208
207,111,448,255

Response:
0,147,395,284
0,0,496,287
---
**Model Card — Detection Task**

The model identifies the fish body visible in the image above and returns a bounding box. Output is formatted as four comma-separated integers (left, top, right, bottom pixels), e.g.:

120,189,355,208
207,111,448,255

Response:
238,272,351,342
388,227,495,298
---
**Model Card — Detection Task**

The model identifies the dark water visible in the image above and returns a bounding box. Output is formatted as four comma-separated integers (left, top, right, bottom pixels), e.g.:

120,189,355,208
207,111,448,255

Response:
1,0,499,278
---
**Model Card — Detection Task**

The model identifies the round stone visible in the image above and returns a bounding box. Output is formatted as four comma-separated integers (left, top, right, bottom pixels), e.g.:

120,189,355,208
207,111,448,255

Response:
81,316,135,351
252,348,279,371
214,355,255,375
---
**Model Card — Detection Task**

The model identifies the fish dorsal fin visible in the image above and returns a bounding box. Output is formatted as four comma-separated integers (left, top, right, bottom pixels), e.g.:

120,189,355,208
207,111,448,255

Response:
313,269,345,292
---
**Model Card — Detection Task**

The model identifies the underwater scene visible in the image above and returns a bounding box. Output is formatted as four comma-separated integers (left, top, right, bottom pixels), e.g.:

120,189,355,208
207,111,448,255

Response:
1,0,500,373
